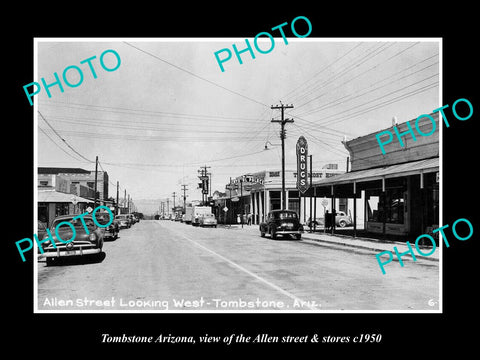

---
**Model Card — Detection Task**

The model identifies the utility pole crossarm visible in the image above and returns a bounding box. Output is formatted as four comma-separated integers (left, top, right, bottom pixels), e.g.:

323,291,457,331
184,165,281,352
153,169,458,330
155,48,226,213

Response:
270,103,294,210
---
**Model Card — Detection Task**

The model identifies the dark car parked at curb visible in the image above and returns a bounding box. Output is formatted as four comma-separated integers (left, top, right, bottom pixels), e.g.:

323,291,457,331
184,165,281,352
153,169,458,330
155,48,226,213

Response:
95,212,119,240
41,214,105,266
259,210,303,240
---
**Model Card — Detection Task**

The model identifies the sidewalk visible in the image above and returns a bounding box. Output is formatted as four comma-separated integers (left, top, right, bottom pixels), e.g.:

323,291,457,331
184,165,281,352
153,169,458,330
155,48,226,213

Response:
218,224,439,262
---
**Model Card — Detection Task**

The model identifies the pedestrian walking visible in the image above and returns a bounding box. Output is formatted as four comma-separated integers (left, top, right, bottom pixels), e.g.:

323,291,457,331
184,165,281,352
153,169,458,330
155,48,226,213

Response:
247,213,252,225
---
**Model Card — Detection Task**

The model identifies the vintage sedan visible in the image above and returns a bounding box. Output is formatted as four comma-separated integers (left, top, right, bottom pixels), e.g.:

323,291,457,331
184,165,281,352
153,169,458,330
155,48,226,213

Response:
307,211,353,228
259,210,303,240
199,213,217,228
95,212,119,240
115,214,131,229
42,214,104,266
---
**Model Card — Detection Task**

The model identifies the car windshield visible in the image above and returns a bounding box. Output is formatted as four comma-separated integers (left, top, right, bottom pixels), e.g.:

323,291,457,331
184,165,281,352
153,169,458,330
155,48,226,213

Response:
95,213,112,225
274,212,297,219
53,217,95,229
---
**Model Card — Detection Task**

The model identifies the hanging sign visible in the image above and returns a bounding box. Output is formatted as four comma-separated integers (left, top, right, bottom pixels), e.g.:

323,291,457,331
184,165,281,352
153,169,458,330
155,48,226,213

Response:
296,136,308,194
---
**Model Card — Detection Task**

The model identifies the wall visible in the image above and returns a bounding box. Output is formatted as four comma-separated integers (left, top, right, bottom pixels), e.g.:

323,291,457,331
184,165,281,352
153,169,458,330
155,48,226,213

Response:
344,112,439,171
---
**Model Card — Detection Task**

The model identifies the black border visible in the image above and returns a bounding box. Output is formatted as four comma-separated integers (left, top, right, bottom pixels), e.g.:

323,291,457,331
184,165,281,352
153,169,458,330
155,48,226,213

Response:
6,4,479,354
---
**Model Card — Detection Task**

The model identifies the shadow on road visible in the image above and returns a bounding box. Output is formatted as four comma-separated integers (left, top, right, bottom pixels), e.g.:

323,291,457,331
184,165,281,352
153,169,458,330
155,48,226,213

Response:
104,236,119,242
45,252,106,267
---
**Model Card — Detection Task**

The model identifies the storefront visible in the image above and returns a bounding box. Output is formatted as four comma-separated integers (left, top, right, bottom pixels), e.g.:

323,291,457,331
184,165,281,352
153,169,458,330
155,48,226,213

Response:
38,189,94,226
221,164,343,225
309,112,440,240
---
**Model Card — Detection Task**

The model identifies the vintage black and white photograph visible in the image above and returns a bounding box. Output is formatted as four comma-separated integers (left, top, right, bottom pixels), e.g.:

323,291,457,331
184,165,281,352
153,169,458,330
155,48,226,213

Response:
33,38,441,312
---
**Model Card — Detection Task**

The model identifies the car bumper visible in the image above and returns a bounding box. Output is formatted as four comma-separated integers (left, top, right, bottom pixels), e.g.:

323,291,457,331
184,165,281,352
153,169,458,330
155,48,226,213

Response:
276,230,303,235
42,247,101,258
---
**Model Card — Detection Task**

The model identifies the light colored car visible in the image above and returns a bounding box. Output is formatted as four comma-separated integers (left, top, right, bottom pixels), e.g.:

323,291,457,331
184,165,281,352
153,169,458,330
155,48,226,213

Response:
199,213,217,228
307,211,353,228
115,214,131,229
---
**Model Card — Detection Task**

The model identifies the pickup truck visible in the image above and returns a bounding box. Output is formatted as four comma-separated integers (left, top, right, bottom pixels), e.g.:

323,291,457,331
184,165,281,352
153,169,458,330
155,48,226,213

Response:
259,210,303,240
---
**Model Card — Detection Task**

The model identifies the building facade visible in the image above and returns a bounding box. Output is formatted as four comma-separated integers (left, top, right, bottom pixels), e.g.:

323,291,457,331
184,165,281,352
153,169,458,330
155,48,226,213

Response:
310,112,439,239
214,166,349,225
38,167,109,201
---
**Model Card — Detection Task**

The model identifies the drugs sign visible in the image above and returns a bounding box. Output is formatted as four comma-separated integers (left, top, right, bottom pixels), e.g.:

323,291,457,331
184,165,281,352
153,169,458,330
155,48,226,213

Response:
296,136,308,194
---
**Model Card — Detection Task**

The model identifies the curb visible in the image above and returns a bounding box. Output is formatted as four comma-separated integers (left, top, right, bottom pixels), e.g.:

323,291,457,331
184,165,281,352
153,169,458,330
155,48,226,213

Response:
301,234,439,262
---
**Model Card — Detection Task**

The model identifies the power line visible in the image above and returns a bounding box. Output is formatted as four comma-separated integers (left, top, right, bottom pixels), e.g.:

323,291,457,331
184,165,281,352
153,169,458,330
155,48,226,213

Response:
320,82,438,128
38,111,94,163
289,43,390,107
42,118,262,135
40,100,264,123
296,52,438,117
282,42,364,101
294,42,399,110
38,126,84,162
123,42,269,108
47,130,269,142
291,74,438,132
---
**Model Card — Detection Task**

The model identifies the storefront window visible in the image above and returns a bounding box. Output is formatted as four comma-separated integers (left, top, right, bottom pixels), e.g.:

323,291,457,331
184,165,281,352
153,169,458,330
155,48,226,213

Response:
55,203,69,217
425,173,439,226
366,187,405,224
385,188,405,224
270,191,281,210
366,193,381,222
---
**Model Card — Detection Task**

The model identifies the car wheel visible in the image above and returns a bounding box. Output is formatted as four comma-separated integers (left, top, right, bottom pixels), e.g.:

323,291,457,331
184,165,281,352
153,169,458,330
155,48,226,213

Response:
338,220,347,228
271,229,277,240
260,231,265,237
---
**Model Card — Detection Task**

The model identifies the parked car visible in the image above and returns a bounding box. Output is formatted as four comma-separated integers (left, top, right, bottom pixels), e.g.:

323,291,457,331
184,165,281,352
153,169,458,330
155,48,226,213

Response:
259,210,303,240
41,214,104,266
307,211,353,228
115,214,131,229
174,213,182,222
199,213,217,228
127,214,136,225
37,220,48,248
95,212,119,240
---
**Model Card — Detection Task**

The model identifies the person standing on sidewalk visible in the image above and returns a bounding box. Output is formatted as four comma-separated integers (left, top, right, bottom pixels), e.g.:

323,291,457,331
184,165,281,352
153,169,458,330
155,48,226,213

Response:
325,210,332,232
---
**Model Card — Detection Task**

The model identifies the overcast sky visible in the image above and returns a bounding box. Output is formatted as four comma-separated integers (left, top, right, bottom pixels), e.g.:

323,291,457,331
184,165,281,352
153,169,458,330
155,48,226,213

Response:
35,38,440,214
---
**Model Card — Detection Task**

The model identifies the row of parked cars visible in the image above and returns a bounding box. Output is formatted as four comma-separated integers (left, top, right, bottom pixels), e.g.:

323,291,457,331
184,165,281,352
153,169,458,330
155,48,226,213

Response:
159,211,218,228
38,212,140,266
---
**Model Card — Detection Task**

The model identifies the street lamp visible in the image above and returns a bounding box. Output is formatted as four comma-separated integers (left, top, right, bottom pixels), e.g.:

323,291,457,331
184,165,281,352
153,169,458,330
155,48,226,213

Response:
264,141,281,150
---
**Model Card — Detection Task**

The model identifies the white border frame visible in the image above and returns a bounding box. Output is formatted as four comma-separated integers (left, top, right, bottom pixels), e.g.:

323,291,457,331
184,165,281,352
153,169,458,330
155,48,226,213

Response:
33,37,443,314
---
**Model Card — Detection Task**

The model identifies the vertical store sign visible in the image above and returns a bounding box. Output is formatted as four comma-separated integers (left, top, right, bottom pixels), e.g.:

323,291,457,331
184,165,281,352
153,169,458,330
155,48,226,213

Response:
296,136,308,193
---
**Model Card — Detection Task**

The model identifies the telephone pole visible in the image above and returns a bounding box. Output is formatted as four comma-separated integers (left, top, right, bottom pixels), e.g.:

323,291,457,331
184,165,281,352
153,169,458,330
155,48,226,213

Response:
181,185,188,214
172,192,176,211
94,155,98,207
124,189,126,214
116,181,119,216
271,103,294,210
198,165,211,204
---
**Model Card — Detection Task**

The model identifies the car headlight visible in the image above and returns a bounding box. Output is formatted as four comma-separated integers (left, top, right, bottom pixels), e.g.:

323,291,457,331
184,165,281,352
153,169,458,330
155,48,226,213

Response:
89,233,97,241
